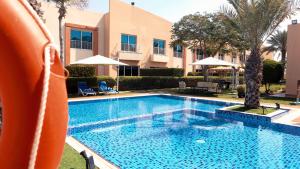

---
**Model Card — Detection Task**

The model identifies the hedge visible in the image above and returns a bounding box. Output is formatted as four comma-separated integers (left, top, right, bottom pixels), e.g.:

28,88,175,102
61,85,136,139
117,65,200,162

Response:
140,68,184,77
66,76,116,94
118,76,244,91
65,65,96,77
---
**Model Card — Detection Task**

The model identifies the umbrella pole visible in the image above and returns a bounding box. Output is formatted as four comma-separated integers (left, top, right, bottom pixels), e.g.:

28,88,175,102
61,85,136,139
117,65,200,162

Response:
117,65,119,92
117,57,120,92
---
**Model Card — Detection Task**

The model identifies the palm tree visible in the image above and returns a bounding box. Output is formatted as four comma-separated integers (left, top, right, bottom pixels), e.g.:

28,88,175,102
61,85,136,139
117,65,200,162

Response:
47,0,88,65
28,0,44,21
222,0,297,108
263,30,288,70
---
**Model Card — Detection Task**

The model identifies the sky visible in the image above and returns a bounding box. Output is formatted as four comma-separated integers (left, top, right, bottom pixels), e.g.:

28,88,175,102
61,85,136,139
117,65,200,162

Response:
87,0,300,30
88,0,229,22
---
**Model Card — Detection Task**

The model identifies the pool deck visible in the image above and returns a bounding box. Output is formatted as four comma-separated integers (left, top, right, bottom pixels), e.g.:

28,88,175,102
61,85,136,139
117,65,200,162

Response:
67,91,300,169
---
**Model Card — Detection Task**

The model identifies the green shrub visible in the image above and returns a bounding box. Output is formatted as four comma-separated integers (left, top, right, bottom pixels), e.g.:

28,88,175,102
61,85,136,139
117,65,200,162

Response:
140,68,184,77
263,59,284,94
187,72,203,76
66,65,96,77
237,85,245,98
118,76,244,91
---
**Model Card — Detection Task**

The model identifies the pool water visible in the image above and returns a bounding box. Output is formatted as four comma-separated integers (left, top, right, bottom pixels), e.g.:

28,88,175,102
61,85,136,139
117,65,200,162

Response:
68,95,232,127
69,95,300,169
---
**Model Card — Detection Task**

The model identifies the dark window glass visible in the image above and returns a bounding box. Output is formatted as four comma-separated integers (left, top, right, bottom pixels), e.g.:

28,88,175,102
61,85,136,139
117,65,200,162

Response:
119,66,139,76
82,31,92,42
153,39,165,55
129,36,136,44
71,29,81,49
121,34,128,44
70,29,92,50
121,34,136,52
119,66,125,76
71,30,81,41
194,49,204,60
131,66,139,76
173,45,183,58
125,66,132,76
82,31,92,50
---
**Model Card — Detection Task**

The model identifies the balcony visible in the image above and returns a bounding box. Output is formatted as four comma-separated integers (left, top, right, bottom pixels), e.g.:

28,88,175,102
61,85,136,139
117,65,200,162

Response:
118,43,142,61
151,54,169,63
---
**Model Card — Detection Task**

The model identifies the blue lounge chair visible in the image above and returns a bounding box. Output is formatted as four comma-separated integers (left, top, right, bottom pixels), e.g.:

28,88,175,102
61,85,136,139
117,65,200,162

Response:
98,81,118,94
78,82,97,96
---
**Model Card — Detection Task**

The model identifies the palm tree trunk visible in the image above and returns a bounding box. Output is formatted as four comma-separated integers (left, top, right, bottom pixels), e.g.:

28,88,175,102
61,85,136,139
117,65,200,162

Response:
58,17,64,65
244,48,263,108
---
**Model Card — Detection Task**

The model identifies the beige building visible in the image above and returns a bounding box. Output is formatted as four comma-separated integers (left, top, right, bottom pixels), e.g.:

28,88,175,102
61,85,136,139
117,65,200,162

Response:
286,23,300,97
42,0,247,77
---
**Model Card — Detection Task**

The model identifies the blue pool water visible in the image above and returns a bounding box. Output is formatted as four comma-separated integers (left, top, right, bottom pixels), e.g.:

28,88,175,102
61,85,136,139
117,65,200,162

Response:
69,95,300,169
68,95,232,127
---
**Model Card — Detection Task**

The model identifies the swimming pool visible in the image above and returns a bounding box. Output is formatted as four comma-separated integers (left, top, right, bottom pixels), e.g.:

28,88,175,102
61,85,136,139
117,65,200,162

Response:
68,95,233,127
68,95,300,169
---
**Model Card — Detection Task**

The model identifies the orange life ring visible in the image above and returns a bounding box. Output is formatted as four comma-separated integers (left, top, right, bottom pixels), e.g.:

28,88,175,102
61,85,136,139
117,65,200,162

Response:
0,1,68,169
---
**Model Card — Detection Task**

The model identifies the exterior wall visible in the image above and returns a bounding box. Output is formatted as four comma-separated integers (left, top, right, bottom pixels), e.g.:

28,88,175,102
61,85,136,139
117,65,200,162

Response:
41,0,245,77
286,24,300,97
107,0,193,77
41,2,106,74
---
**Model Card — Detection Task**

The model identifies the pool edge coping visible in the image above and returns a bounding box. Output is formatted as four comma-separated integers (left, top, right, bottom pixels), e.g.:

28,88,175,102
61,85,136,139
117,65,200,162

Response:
66,136,120,169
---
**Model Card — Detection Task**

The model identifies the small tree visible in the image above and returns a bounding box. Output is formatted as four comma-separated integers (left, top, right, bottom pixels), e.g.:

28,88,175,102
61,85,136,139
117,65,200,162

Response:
47,0,88,65
263,30,288,72
263,59,284,94
222,0,297,108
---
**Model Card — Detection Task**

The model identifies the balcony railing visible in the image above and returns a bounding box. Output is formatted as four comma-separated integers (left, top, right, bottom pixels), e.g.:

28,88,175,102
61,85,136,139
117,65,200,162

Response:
71,40,92,50
82,41,92,50
153,47,165,55
197,55,204,60
174,52,182,58
121,43,137,52
71,40,81,49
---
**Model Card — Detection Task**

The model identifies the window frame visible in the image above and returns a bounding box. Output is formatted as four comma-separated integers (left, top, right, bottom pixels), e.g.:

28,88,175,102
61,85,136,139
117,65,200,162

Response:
70,29,93,50
118,65,140,76
121,34,137,52
153,39,166,55
173,45,183,58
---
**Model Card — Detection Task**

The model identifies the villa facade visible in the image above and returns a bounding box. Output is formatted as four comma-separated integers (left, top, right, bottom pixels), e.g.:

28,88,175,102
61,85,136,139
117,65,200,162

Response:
42,0,251,77
286,23,300,97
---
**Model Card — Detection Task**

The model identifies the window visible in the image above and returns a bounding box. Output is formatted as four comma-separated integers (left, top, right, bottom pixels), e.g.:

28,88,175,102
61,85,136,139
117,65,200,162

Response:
119,66,140,76
218,53,224,60
121,34,137,52
240,54,246,63
193,49,204,60
153,39,166,55
173,45,183,58
232,55,237,63
71,29,93,50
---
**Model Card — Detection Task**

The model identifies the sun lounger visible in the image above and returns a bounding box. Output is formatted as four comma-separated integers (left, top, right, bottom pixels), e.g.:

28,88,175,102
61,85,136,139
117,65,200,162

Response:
195,82,219,93
98,81,118,94
78,82,97,96
179,81,187,90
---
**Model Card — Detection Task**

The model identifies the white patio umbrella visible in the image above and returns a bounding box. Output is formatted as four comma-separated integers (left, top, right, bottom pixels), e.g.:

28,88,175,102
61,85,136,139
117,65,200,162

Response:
70,55,128,92
190,57,238,88
190,57,238,67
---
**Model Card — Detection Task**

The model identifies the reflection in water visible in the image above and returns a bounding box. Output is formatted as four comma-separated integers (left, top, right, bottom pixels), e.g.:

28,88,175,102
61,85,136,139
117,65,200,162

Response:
72,112,300,169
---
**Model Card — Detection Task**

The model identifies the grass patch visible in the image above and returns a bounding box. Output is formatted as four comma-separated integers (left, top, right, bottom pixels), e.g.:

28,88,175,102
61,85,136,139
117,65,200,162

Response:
228,105,277,115
59,144,86,169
